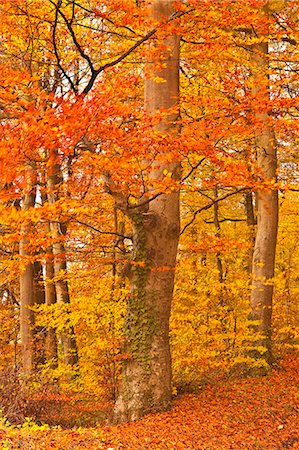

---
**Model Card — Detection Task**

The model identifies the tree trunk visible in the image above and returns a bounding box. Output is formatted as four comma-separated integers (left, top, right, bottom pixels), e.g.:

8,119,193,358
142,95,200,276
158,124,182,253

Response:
52,248,78,367
47,151,78,367
114,0,180,423
33,261,46,366
40,186,59,368
20,164,36,374
244,191,256,273
213,186,224,285
44,231,58,368
250,34,278,364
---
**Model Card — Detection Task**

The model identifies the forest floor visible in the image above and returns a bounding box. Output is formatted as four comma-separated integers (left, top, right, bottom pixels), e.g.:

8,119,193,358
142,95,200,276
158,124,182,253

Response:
0,355,298,450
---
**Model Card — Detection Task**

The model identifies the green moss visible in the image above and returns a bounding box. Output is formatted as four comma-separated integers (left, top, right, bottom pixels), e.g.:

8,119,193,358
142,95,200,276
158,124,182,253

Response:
124,213,155,366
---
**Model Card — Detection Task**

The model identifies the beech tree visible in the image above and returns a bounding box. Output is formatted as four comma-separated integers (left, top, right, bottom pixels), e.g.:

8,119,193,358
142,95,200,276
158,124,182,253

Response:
113,0,181,423
249,4,278,364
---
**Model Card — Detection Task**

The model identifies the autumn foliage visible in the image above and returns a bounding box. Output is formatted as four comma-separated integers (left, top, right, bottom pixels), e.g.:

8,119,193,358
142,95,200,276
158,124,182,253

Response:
0,0,299,446
0,355,298,449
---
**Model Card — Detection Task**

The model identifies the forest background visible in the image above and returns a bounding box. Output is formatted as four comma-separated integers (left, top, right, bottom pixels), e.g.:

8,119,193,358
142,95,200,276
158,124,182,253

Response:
0,0,298,446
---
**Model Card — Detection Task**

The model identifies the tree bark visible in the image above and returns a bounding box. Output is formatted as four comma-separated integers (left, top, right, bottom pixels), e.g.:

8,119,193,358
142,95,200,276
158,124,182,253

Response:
20,164,36,374
33,261,46,366
40,186,59,368
213,186,224,285
44,228,58,368
245,191,256,273
250,34,278,364
114,0,180,423
47,150,78,367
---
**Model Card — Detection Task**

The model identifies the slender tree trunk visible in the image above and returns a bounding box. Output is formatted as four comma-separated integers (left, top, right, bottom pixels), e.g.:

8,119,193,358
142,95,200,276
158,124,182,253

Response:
114,0,180,423
33,261,46,366
44,256,59,368
250,33,278,364
52,251,78,367
44,225,58,368
213,186,224,285
20,164,36,374
40,185,59,368
47,151,78,367
245,191,256,273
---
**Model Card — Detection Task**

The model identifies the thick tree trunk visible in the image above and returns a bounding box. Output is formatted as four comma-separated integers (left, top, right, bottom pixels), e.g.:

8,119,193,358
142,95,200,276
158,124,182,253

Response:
20,165,36,374
114,0,180,423
47,152,78,367
250,38,278,364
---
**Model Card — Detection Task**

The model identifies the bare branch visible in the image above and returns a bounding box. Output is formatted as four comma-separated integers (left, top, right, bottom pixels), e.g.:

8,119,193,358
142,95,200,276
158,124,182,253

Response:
180,188,246,235
82,8,193,94
182,158,206,182
51,1,77,93
70,216,131,239
50,0,95,74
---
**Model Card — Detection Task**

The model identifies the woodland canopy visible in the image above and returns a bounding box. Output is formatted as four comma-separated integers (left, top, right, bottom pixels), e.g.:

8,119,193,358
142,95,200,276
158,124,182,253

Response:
0,0,298,438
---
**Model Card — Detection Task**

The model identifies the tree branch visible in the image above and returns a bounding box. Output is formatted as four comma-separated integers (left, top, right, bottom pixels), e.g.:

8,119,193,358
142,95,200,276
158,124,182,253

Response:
51,1,77,93
70,216,131,240
82,8,192,94
180,188,246,235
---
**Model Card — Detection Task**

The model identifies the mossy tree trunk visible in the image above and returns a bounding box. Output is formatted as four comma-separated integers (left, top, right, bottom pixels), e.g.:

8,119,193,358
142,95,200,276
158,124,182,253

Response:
114,0,180,423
